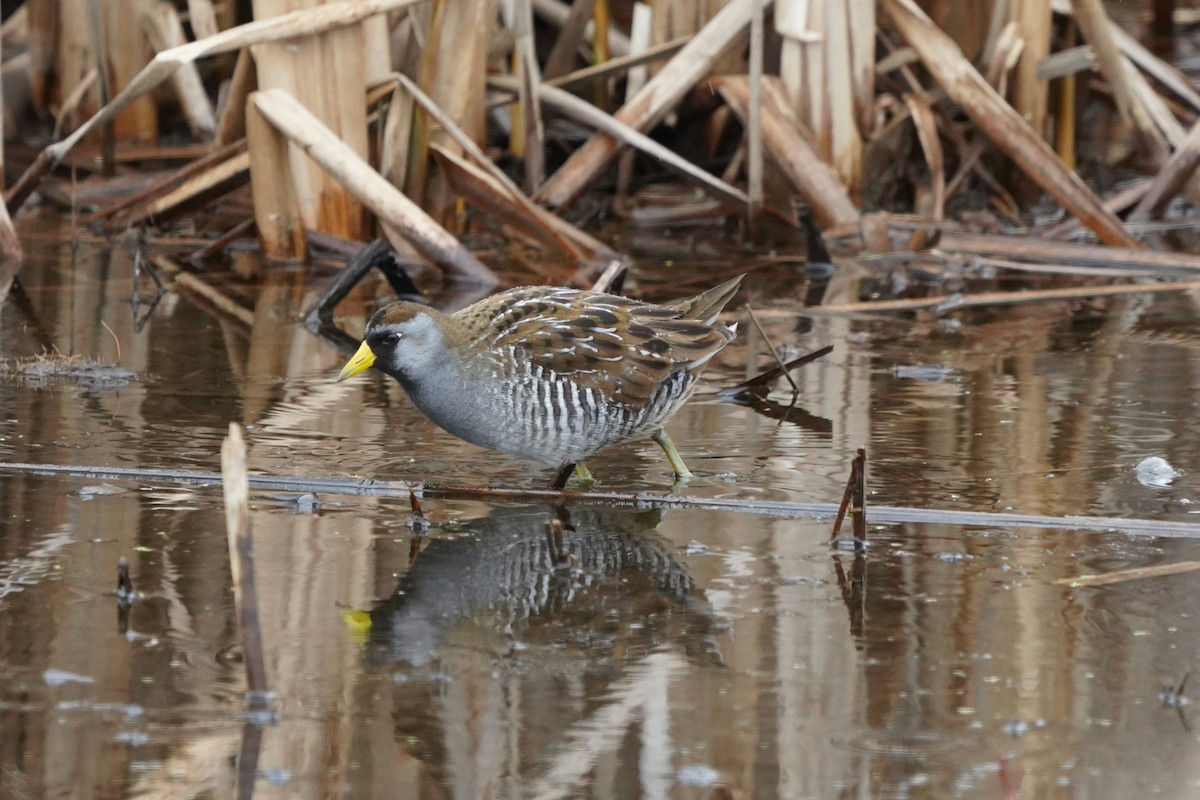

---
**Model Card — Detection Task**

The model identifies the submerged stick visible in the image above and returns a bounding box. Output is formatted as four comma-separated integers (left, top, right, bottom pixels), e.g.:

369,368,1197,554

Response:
8,460,1200,537
221,423,270,712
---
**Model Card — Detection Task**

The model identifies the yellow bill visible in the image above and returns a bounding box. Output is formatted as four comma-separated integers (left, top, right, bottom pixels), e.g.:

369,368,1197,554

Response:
338,341,377,381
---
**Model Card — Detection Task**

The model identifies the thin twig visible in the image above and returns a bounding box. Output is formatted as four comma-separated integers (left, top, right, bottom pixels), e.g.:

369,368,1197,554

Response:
745,303,799,395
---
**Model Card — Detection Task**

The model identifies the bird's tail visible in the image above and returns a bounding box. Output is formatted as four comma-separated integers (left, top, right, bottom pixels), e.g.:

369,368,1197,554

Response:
667,274,745,325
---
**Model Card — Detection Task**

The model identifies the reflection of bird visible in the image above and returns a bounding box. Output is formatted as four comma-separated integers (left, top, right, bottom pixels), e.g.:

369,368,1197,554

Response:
338,277,743,484
361,505,719,668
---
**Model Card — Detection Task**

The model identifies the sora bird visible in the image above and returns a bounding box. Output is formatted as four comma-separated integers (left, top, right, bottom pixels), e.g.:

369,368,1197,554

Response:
337,275,743,486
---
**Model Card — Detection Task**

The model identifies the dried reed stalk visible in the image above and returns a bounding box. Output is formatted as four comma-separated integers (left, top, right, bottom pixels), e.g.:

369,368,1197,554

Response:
536,0,761,210
880,0,1140,248
492,75,748,206
8,0,425,215
1128,118,1200,222
0,34,19,261
1069,0,1166,151
396,73,584,258
432,145,615,263
246,99,305,259
253,0,374,241
143,2,216,139
251,88,498,286
713,76,859,229
220,423,271,711
1008,0,1052,139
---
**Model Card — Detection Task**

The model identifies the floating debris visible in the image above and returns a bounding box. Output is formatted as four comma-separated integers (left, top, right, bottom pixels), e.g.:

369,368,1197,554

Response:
1136,457,1180,487
3,357,138,390
894,364,956,382
43,669,95,687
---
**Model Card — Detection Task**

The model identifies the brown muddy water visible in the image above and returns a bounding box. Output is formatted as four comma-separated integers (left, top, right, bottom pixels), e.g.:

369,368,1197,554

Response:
3,215,1200,799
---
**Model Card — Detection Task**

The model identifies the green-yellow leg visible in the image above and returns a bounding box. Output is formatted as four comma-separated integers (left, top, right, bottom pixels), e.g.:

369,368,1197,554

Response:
651,428,693,480
574,462,594,486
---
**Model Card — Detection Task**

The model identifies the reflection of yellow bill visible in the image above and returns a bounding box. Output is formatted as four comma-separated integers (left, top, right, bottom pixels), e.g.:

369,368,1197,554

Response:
337,341,377,381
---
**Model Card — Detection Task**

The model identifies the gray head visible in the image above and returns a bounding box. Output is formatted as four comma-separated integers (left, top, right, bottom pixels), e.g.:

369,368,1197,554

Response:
337,302,451,384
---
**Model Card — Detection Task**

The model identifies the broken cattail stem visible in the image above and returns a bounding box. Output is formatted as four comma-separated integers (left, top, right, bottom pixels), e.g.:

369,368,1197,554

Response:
829,447,866,546
408,488,427,524
746,0,764,232
221,422,270,712
850,448,867,545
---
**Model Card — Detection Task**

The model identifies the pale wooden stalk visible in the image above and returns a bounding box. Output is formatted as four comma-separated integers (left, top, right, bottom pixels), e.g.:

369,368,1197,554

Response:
1069,0,1167,151
747,0,764,224
396,73,582,259
130,151,250,226
144,3,217,139
108,0,158,142
432,144,616,263
88,0,117,174
542,0,596,79
252,0,373,241
615,2,651,200
513,0,545,192
592,0,609,106
848,0,875,134
380,83,414,190
215,48,256,145
427,0,494,155
548,36,688,91
247,98,305,259
980,0,1011,66
936,229,1200,270
825,0,861,184
86,138,248,226
903,94,944,220
7,0,428,216
221,423,270,710
799,1,829,156
536,0,762,210
714,76,858,229
52,69,98,140
251,88,498,286
531,0,630,57
1008,0,1052,139
0,33,20,261
1128,118,1200,222
879,0,1140,249
491,74,749,205
409,0,495,214
188,0,221,39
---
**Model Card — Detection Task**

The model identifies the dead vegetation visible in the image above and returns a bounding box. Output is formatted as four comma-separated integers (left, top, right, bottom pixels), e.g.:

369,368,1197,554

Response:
0,354,137,389
0,0,1199,302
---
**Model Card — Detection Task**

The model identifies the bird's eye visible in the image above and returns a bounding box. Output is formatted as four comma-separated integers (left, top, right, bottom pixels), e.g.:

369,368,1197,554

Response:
378,332,401,346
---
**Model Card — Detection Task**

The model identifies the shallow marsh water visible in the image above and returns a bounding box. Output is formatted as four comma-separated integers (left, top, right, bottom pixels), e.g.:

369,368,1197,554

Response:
3,219,1200,798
